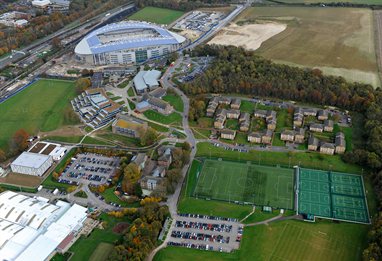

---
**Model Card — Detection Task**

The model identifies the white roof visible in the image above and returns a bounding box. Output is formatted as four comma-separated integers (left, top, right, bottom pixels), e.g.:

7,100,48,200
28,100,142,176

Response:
0,191,87,261
49,147,67,157
31,0,51,7
133,70,161,91
11,152,51,169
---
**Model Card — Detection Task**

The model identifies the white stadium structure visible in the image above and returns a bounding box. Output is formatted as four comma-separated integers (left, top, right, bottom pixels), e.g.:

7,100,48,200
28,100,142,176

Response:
75,21,187,65
0,191,87,261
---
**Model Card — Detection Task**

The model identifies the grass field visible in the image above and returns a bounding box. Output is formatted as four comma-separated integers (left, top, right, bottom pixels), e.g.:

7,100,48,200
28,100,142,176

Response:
0,79,77,149
196,142,362,174
194,159,295,209
236,7,380,87
129,7,184,25
144,110,182,126
163,93,184,112
154,219,369,261
89,243,114,261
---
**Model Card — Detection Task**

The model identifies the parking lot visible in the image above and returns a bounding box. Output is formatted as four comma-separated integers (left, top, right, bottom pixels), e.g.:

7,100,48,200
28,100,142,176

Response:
59,153,120,186
167,214,243,253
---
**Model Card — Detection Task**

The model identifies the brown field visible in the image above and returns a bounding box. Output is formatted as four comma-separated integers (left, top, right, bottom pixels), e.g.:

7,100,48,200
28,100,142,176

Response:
0,172,42,187
209,22,286,50
226,7,380,87
112,222,129,234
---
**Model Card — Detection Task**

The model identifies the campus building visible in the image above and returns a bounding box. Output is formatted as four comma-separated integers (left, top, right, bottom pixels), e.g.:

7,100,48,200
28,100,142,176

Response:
0,191,87,261
11,152,53,176
74,21,186,65
133,70,161,94
112,114,148,138
71,88,122,128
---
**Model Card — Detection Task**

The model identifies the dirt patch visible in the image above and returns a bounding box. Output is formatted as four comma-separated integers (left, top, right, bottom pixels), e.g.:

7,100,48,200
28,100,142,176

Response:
208,23,286,51
39,125,84,138
112,222,130,234
0,173,42,187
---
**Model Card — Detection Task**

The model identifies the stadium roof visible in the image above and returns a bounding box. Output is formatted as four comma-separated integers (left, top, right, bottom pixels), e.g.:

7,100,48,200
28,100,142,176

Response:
75,21,186,55
11,152,51,169
0,191,87,261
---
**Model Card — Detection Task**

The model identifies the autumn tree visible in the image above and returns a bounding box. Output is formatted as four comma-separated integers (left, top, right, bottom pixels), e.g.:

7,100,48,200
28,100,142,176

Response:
10,129,29,153
0,149,6,162
122,163,141,194
140,127,158,146
75,78,91,94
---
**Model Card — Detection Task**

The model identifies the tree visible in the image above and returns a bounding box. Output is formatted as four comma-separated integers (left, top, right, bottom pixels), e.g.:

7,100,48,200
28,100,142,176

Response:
122,163,141,194
51,37,61,49
140,127,158,146
134,182,143,198
0,149,6,162
11,129,29,153
75,78,91,94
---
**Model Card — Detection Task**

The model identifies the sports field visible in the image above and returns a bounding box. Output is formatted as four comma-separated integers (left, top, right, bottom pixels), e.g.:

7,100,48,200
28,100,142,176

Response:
234,7,380,87
129,7,184,25
0,79,76,150
297,168,369,223
193,159,295,209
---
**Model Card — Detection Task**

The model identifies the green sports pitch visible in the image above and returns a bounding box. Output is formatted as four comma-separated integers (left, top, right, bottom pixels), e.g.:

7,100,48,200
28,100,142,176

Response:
297,168,370,224
193,159,295,209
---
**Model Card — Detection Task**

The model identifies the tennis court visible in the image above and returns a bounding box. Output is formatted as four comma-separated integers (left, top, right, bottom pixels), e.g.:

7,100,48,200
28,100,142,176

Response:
297,168,370,224
193,159,295,209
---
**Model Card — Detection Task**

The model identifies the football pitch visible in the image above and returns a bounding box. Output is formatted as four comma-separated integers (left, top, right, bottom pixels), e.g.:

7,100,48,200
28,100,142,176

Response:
193,159,295,209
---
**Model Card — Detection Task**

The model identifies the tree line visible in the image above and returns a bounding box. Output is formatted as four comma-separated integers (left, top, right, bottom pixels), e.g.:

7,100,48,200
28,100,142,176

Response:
181,45,382,260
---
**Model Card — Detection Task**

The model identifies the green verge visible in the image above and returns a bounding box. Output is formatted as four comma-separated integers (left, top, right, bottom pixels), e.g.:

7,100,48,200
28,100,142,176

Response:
196,142,362,174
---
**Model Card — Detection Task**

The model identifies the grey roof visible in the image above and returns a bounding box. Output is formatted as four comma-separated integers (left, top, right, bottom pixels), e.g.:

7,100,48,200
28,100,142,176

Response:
221,129,236,135
335,132,346,146
320,143,335,149
148,97,170,110
310,123,323,129
282,130,295,135
75,21,186,55
308,136,319,146
324,120,334,127
12,152,51,169
248,132,262,138
133,70,161,91
149,87,166,98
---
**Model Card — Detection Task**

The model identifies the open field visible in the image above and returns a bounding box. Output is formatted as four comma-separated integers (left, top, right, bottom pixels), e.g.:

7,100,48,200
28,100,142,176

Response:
209,22,286,50
0,173,42,187
234,7,380,87
196,142,362,174
128,7,184,25
155,220,369,261
194,159,295,209
0,79,76,150
89,243,114,261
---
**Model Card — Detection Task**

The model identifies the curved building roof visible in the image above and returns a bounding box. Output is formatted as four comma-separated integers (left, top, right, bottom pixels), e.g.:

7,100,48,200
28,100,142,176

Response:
75,21,186,55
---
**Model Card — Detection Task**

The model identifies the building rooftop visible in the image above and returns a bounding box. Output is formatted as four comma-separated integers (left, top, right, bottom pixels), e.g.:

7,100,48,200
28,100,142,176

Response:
133,70,162,91
11,152,51,169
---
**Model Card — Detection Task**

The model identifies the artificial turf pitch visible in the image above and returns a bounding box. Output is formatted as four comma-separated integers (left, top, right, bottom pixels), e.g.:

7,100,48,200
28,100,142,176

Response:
193,159,295,209
297,168,369,223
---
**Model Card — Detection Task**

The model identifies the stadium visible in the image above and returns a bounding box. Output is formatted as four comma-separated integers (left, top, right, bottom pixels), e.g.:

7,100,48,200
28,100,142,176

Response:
75,21,187,65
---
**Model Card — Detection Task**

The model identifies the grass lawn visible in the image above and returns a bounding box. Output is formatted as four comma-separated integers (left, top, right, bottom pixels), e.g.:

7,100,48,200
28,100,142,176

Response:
148,121,170,132
69,213,122,261
101,187,140,207
236,7,379,87
189,117,214,128
226,119,239,130
0,79,77,150
144,110,182,126
272,133,285,147
82,136,113,146
163,93,184,112
89,243,114,261
44,136,83,143
127,87,135,97
196,142,362,173
240,100,256,113
129,7,184,24
192,128,211,139
97,133,141,147
155,219,370,261
275,109,293,131
128,100,136,110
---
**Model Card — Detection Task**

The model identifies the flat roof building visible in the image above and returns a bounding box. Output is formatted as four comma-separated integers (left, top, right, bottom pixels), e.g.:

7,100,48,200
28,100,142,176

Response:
133,70,161,94
0,191,87,261
11,152,53,176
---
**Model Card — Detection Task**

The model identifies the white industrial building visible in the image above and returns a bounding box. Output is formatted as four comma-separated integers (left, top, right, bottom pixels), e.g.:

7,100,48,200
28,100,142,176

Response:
31,0,51,8
11,152,53,176
75,21,186,65
133,70,161,94
0,191,87,261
